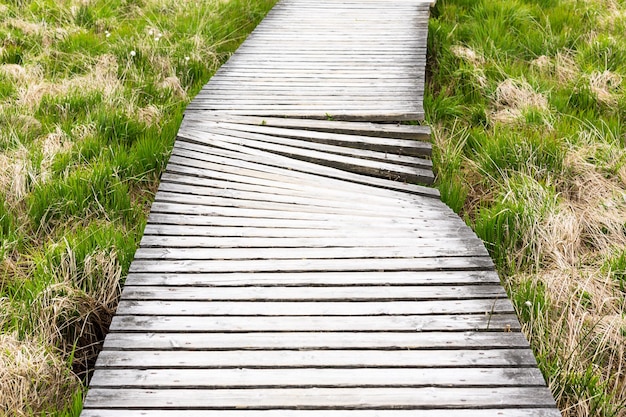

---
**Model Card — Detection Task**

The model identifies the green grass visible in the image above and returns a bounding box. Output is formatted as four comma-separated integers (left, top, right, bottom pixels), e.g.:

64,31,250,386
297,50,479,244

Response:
428,0,626,415
0,0,277,414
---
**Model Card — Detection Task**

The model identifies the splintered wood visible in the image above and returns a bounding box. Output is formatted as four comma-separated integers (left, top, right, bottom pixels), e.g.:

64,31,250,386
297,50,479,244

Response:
80,0,560,416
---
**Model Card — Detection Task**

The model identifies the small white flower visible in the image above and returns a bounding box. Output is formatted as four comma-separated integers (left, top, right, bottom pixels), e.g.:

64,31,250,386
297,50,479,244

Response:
184,56,190,62
155,36,160,42
130,50,136,57
524,300,532,308
148,29,154,36
105,30,111,38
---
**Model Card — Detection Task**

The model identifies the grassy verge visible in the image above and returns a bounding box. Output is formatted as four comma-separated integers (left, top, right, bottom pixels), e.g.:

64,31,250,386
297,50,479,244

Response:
0,0,276,414
427,0,626,415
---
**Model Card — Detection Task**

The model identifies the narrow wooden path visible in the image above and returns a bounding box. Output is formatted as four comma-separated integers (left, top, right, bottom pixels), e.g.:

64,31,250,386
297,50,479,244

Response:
81,0,560,415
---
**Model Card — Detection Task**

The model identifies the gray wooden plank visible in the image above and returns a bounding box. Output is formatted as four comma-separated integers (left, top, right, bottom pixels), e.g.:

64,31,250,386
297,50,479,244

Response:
180,118,431,155
155,179,442,218
153,189,440,219
89,367,545,388
127,257,495,274
159,172,430,210
137,235,484,248
132,246,490,261
168,148,439,199
184,108,424,123
120,285,506,301
148,200,459,224
181,114,430,141
144,213,475,236
141,223,469,238
164,159,439,206
104,330,532,350
180,122,432,167
148,201,465,227
109,313,519,333
83,387,556,409
114,299,513,316
167,146,441,199
148,200,461,226
80,409,564,417
123,270,502,287
95,348,536,370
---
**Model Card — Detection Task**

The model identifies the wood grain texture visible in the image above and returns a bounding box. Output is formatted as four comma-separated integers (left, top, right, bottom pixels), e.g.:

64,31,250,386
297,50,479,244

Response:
109,314,520,332
104,330,532,350
89,367,545,388
82,410,562,417
84,387,556,409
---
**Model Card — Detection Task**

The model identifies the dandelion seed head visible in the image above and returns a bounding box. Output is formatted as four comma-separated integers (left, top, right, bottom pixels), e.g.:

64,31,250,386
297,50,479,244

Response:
130,50,136,57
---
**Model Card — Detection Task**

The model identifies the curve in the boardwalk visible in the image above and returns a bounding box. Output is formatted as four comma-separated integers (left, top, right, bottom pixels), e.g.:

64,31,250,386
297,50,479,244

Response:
80,0,560,416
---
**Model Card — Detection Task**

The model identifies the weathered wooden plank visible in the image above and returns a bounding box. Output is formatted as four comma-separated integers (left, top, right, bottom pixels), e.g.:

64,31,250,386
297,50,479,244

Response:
109,313,519,333
83,387,556,409
160,169,434,208
185,108,425,123
138,235,483,249
204,68,426,75
180,118,430,147
120,285,506,301
165,157,441,205
169,145,439,198
104,330,532,350
189,97,423,105
132,246,489,261
123,270,502,287
167,141,439,198
115,298,512,316
163,164,439,209
127,256,495,274
190,86,423,95
158,183,442,219
181,114,430,141
159,171,434,209
95,348,536,369
153,189,442,219
141,223,471,239
144,214,475,236
148,201,465,227
80,409,564,417
89,367,544,388
148,200,461,228
181,123,432,167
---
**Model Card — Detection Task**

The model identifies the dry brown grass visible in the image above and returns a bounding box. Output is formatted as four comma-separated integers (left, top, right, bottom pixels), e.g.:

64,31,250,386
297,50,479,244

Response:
516,267,626,417
556,52,580,84
589,70,623,106
11,54,121,110
450,45,485,65
490,78,550,124
0,126,73,206
0,146,32,206
512,145,626,415
0,333,79,415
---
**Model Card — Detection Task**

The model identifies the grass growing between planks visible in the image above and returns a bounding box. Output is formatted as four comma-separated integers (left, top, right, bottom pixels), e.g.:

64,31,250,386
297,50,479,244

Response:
0,0,276,414
427,0,626,415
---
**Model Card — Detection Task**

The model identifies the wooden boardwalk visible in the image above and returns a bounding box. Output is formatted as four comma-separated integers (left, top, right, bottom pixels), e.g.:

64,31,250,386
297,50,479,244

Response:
80,0,560,415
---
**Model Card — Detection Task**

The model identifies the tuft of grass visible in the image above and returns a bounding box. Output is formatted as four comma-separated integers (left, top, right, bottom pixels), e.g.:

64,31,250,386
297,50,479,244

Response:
0,0,277,414
429,0,626,415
